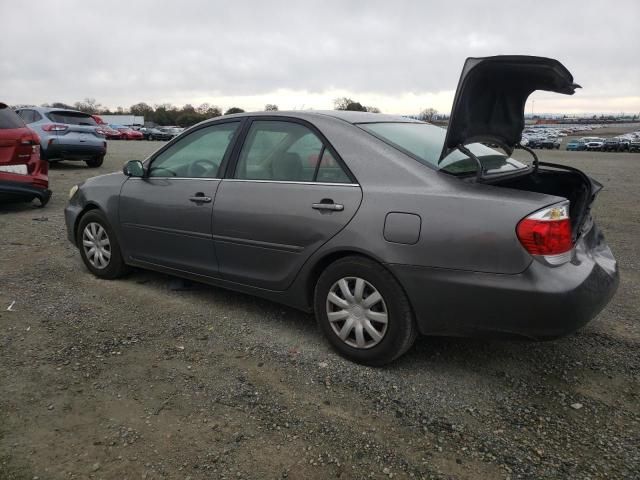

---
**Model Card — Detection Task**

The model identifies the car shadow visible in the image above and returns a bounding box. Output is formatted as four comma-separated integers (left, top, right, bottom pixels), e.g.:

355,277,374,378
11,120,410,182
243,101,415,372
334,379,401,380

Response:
48,161,94,171
119,267,593,377
0,201,45,213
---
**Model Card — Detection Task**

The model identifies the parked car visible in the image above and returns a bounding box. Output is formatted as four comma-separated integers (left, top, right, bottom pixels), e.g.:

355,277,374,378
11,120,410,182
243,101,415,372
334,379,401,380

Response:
98,125,123,140
65,56,618,365
0,103,51,206
15,107,107,167
140,127,173,141
617,137,631,152
581,137,605,151
629,139,640,153
566,139,586,151
111,125,143,140
540,137,561,149
602,138,622,152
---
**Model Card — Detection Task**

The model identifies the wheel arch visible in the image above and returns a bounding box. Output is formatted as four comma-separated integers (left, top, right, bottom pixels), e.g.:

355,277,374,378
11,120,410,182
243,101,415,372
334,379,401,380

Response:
73,203,102,242
303,248,415,318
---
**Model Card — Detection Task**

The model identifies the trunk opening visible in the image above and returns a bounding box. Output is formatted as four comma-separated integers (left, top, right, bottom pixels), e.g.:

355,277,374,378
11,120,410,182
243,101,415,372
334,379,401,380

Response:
486,163,599,241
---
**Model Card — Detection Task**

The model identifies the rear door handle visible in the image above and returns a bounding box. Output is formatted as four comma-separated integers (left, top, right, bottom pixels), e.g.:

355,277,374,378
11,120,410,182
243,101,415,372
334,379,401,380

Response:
189,194,212,204
312,202,344,211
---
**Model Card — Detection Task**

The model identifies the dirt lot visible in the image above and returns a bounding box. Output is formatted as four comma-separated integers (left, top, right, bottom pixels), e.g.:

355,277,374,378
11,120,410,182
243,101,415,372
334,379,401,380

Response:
1,129,639,480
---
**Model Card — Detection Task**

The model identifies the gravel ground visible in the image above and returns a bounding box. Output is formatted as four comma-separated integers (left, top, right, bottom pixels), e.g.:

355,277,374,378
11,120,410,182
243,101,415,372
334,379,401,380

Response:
1,130,639,480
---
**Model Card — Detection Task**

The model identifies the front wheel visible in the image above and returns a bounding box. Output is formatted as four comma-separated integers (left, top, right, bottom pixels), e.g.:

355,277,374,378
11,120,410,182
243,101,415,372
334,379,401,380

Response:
85,156,104,168
314,256,417,366
77,210,129,279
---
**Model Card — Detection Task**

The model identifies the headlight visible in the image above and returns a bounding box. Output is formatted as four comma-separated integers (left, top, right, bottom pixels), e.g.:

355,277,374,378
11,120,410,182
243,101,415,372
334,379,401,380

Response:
69,184,79,199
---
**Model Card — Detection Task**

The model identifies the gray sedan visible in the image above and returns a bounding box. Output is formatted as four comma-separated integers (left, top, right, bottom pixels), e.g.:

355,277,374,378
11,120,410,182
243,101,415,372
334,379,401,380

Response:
65,56,618,365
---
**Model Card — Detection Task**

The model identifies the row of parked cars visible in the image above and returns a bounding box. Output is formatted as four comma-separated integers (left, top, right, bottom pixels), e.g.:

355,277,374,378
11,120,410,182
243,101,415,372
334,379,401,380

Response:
0,104,186,208
566,134,640,152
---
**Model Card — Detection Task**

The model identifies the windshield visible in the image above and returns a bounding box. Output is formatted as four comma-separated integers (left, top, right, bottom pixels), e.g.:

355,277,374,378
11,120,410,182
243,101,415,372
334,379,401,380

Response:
358,122,527,176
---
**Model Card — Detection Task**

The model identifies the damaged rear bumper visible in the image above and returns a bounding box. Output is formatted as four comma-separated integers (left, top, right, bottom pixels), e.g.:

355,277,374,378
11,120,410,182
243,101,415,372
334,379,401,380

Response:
389,223,619,338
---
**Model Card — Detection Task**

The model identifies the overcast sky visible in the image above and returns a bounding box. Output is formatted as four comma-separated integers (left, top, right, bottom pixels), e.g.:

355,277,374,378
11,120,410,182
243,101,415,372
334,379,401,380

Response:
1,1,638,114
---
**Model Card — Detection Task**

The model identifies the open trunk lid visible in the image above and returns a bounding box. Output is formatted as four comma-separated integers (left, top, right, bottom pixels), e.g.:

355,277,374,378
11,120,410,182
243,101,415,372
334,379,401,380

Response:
438,55,580,162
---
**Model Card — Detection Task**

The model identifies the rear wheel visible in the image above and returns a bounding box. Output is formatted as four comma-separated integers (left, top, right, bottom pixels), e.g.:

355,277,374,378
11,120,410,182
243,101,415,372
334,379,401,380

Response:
77,210,128,279
314,256,417,366
85,156,104,168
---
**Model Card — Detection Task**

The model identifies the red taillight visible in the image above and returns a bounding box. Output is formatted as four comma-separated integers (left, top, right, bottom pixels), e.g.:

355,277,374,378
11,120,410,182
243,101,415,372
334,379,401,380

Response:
516,203,573,258
42,124,68,132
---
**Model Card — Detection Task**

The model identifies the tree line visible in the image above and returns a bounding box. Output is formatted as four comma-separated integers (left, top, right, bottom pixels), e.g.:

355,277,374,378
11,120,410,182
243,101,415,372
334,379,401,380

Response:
34,97,442,126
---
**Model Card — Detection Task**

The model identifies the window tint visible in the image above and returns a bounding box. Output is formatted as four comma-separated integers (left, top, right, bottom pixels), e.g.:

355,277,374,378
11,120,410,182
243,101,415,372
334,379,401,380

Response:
17,109,34,123
235,121,328,182
359,122,527,176
316,149,351,183
149,122,239,178
46,111,97,125
0,106,25,129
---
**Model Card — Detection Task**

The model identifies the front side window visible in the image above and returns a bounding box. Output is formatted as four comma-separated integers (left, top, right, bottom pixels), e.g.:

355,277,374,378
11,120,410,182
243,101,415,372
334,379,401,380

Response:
235,120,351,183
149,122,239,178
359,122,527,176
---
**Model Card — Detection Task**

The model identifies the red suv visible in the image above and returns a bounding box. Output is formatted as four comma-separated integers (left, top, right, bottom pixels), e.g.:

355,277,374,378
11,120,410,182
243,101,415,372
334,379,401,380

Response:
0,103,51,206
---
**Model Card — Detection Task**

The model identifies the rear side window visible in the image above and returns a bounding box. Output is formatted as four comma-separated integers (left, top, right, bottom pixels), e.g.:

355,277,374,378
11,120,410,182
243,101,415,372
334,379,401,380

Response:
46,111,97,126
0,105,25,129
235,120,351,183
17,109,41,124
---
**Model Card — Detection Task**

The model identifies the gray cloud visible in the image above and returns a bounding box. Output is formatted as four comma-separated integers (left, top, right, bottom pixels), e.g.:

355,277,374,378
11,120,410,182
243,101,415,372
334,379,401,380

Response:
1,0,638,112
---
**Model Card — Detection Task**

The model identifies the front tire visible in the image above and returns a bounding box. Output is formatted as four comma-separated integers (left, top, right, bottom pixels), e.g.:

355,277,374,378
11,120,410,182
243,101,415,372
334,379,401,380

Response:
77,210,128,279
314,256,417,366
85,156,104,168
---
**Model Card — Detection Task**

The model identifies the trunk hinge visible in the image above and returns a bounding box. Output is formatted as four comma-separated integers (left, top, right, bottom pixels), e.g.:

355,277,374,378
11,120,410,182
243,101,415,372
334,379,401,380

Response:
518,143,539,172
456,144,484,181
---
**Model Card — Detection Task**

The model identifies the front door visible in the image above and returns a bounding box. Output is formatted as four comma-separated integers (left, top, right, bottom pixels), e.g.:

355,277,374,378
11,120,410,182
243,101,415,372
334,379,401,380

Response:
212,119,362,290
119,121,241,277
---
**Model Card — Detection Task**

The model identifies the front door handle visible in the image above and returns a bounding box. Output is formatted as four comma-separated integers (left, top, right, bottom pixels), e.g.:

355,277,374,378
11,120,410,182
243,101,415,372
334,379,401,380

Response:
312,202,344,211
189,193,212,204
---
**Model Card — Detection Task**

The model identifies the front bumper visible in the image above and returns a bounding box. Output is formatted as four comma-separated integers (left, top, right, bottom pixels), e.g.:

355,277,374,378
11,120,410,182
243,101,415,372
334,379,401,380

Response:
64,202,83,246
389,224,619,338
0,179,52,204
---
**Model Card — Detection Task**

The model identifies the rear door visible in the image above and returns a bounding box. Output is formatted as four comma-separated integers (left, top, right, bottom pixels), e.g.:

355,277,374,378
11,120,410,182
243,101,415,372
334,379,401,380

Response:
212,118,362,290
119,120,241,277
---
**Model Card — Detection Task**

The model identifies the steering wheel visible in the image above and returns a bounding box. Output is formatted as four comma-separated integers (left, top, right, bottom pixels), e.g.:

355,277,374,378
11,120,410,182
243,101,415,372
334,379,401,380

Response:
188,159,217,178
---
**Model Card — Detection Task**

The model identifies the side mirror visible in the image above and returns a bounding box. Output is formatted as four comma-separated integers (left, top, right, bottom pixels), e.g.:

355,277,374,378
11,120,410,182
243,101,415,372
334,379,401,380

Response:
123,160,145,177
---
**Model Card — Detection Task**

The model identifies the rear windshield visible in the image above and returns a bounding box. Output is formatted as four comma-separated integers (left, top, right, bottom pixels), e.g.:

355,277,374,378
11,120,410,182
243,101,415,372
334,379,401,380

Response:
0,105,26,129
46,111,97,126
358,122,527,176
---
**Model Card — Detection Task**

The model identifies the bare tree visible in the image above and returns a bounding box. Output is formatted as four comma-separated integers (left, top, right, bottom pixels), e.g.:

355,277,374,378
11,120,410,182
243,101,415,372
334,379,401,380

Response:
418,107,438,122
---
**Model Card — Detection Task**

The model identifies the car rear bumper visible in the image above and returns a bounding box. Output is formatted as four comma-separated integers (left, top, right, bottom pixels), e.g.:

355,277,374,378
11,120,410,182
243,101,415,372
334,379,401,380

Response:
389,223,619,339
43,142,106,161
0,179,52,204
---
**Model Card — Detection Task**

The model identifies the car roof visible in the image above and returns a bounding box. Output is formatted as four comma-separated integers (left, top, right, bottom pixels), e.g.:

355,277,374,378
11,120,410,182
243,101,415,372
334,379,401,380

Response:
26,106,88,114
219,110,422,125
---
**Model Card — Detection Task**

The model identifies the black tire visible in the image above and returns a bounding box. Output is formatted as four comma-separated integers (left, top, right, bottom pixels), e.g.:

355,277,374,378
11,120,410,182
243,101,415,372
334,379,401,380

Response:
76,210,129,279
314,256,417,366
85,156,104,168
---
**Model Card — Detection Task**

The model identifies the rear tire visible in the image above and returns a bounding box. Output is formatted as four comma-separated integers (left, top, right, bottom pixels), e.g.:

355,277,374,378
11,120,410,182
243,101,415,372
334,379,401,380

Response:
314,256,417,366
85,156,104,168
77,210,129,279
